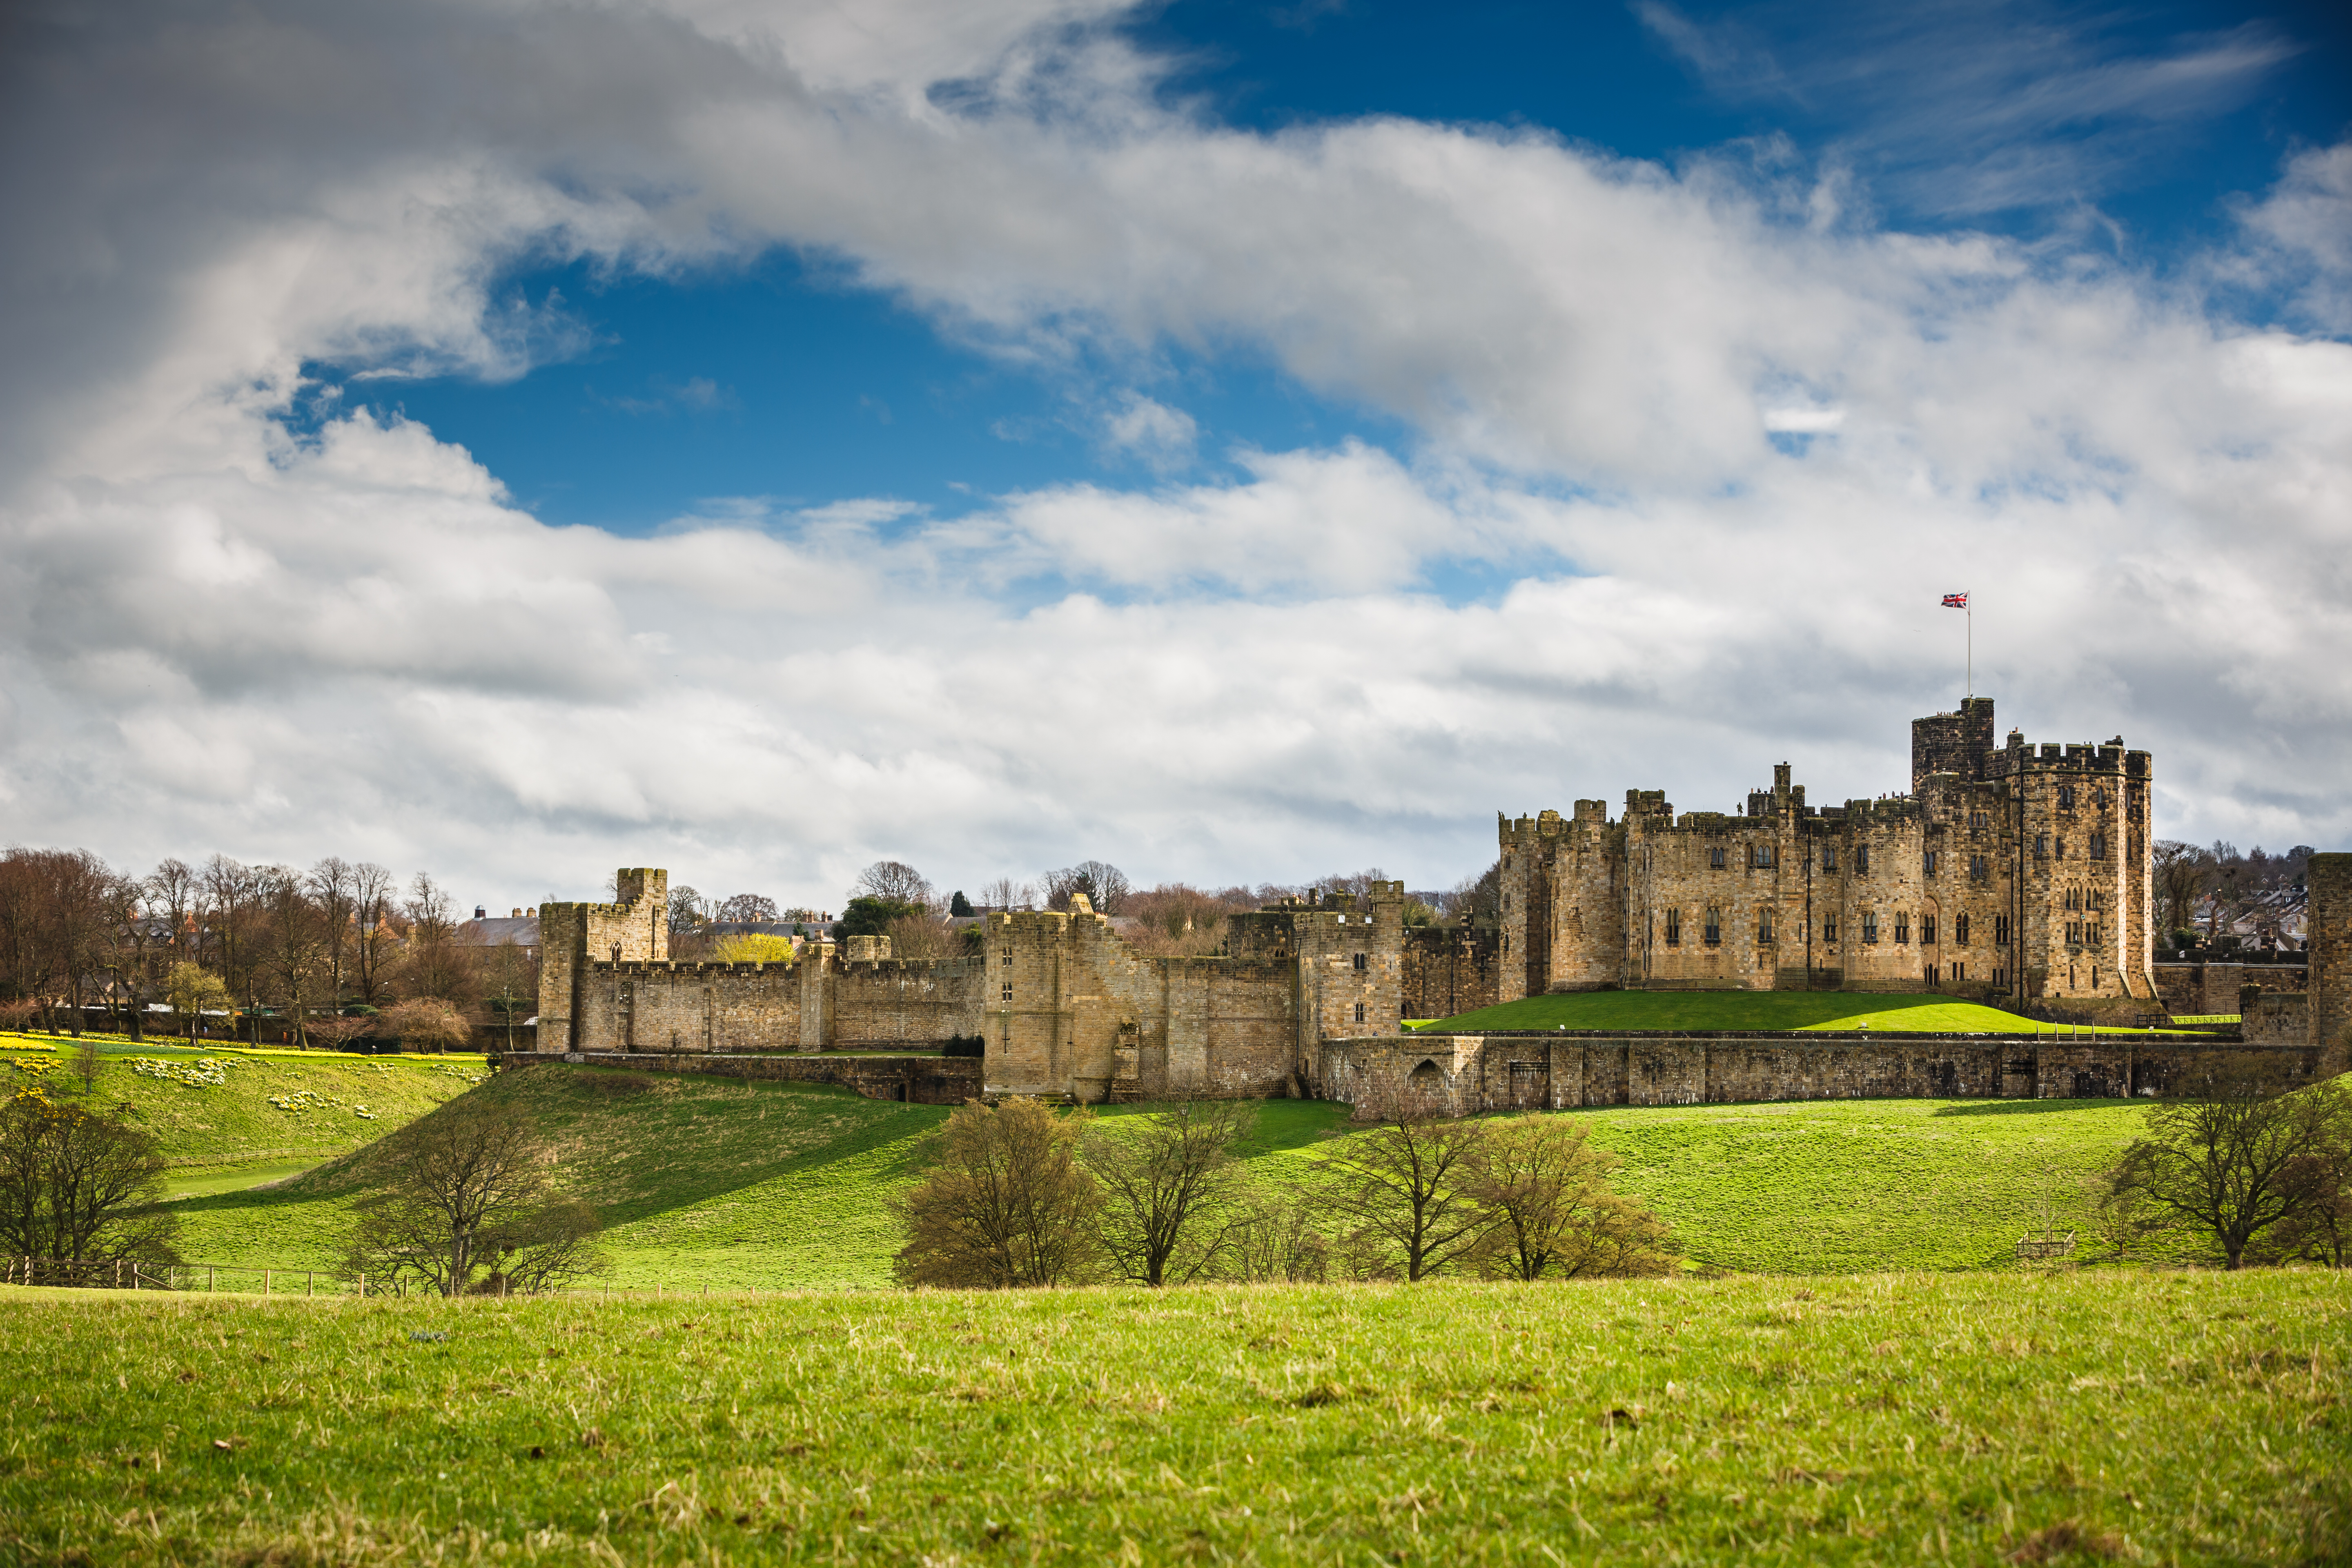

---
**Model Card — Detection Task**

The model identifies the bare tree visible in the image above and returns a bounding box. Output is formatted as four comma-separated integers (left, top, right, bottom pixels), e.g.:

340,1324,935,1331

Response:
895,1098,1101,1287
715,893,779,923
2109,1068,2339,1269
145,858,199,949
1123,884,1252,957
1085,1099,1256,1286
1448,860,1503,928
381,997,470,1054
1044,861,1130,915
346,1098,604,1296
977,877,1036,913
351,862,400,1007
1468,1115,1675,1280
397,873,477,1007
308,857,360,1007
0,1092,179,1263
256,865,330,1047
882,911,961,960
1319,1114,1492,1281
201,855,263,1032
666,884,711,933
479,941,538,1050
2151,840,2206,947
855,861,936,908
1224,1187,1332,1283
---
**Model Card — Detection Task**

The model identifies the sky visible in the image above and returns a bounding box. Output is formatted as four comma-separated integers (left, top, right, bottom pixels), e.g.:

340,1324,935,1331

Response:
1,0,2348,916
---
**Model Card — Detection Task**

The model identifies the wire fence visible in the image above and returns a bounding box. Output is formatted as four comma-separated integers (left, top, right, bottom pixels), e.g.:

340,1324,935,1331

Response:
2,1259,778,1300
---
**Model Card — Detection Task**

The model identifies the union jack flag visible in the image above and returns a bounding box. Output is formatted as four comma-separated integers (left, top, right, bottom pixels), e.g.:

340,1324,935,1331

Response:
1941,592,1969,608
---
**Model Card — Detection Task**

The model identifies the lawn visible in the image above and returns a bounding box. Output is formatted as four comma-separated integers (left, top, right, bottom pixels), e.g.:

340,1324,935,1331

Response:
1,1270,2343,1564
1415,991,2192,1035
165,1065,2172,1285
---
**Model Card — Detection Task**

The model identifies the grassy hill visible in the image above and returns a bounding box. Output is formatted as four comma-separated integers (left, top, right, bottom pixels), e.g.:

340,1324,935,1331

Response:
1416,991,2195,1034
2,1032,487,1197
167,1064,2162,1283
4,1269,2343,1565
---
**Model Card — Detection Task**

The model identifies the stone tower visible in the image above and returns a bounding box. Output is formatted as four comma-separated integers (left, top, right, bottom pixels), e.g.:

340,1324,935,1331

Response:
537,869,669,1053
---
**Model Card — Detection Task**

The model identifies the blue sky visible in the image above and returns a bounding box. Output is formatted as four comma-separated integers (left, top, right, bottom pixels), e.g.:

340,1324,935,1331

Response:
324,0,2350,542
2,0,2349,911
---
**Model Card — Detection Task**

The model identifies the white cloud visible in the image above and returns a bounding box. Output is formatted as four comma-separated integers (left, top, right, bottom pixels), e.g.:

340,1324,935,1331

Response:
0,0,2347,911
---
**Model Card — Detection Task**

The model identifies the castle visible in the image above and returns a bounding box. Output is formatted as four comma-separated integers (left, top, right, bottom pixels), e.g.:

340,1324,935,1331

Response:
1499,697,2155,1002
530,697,2348,1111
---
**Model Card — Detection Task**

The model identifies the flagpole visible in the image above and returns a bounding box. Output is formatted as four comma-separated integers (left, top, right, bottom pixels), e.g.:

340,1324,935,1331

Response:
1967,604,1972,698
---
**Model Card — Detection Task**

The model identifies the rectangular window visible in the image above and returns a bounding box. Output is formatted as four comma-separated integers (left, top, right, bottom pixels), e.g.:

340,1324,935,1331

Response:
1993,967,2007,989
1895,913,1910,944
1664,909,1681,946
2089,889,2104,911
1955,962,1966,982
1857,844,1871,874
1823,844,1838,872
1925,964,1938,986
1969,853,1987,881
1925,850,1938,875
1922,914,1937,945
2066,921,2082,944
1995,914,2011,946
1956,913,1970,945
1352,952,1367,971
1969,811,1988,829
1353,1001,1366,1023
2058,784,2074,809
1862,912,1878,944
1709,846,1726,869
2035,835,2048,858
1000,983,1013,1002
2056,838,2067,860
2090,833,2106,858
1823,915,1839,943
1758,911,1774,945
1704,907,1722,946
2087,922,2102,946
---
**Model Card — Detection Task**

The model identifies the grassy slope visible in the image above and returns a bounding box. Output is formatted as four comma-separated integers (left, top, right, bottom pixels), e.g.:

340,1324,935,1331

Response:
1419,991,2196,1034
171,1065,2160,1284
3,1271,2344,1566
2,1033,486,1187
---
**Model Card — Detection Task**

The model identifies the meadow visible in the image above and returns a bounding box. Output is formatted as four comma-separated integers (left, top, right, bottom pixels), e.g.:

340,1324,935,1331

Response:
0,1031,487,1198
157,1065,2169,1287
1416,991,2197,1036
1,1270,2343,1565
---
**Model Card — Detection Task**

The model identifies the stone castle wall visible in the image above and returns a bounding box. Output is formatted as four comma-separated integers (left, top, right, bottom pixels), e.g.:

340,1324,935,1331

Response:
1316,1032,2326,1117
1401,922,1503,1020
2312,854,2352,1076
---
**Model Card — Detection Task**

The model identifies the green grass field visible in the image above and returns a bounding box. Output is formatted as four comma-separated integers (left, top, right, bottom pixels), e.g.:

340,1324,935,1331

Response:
160,1065,2170,1285
2,1270,2343,1564
1,1031,488,1198
1416,991,2196,1035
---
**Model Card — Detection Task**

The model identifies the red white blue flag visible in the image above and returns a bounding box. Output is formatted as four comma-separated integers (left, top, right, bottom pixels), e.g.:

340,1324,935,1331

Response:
1941,592,1969,608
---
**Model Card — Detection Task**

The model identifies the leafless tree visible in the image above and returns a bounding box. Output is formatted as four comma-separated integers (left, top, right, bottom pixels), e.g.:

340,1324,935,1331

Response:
351,862,400,1007
1123,884,1253,957
882,911,961,961
715,893,779,923
1085,1099,1257,1286
345,1098,603,1296
1044,860,1130,914
308,857,361,1005
479,941,538,1051
1223,1187,1332,1283
2151,840,2206,945
1448,860,1503,927
895,1098,1102,1288
667,884,711,933
398,873,477,1007
1318,1114,1492,1281
977,876,1036,913
256,865,330,1047
1468,1115,1675,1280
855,860,936,908
0,1092,179,1263
381,996,470,1054
2109,1068,2340,1269
202,855,263,1030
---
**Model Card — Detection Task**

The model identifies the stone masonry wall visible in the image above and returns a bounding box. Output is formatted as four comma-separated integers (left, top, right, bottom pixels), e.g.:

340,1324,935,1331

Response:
1402,922,1503,1021
506,1050,982,1105
2310,853,2352,1075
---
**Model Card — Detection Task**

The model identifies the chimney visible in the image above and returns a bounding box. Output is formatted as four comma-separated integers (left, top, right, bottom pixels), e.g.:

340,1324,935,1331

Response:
474,906,486,920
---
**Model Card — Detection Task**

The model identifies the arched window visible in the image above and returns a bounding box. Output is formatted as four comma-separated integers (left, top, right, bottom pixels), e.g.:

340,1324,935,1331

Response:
1703,907,1722,946
2058,784,2075,810
1665,909,1682,946
1862,912,1879,943
1757,911,1774,945
1955,913,1970,945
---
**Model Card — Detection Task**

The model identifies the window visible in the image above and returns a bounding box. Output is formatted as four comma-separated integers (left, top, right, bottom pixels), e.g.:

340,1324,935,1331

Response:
1969,811,1988,830
1862,912,1879,944
1750,844,1776,869
1969,853,1987,881
1352,952,1367,971
2035,835,2048,858
1994,914,2011,946
1922,914,1938,944
2090,833,2106,858
2067,921,2082,944
1993,967,2007,989
1001,983,1013,1002
2089,889,2104,911
1925,850,1938,875
2064,888,2078,911
1704,907,1722,946
2094,788,2107,809
2087,922,2102,946
1956,913,1971,945
1758,911,1774,945
1353,1001,1366,1023
2056,838,2067,860
1709,846,1726,869
1823,915,1839,943
1895,913,1910,944
1665,909,1681,946
1823,844,1838,872
1954,962,1966,982
1857,845,1871,874
1002,952,1013,967
2058,784,2075,810
1925,964,1938,986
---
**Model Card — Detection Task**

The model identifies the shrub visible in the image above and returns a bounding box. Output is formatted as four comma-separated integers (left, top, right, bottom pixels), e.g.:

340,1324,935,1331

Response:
895,1098,1100,1288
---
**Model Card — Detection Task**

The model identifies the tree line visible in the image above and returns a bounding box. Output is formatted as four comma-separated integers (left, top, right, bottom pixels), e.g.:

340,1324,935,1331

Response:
894,1098,1677,1289
0,846,534,1048
2149,840,2316,953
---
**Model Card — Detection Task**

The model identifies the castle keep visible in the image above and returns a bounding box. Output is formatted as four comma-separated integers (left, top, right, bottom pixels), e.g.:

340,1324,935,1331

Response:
532,698,2348,1112
1501,698,2155,1002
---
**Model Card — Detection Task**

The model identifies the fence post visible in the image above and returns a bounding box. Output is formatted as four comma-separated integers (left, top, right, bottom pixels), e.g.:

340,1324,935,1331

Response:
307,1272,314,1297
358,1272,365,1298
263,1267,270,1296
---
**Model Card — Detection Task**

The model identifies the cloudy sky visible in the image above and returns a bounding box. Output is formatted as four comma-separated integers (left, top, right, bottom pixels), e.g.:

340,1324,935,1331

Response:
2,0,2348,914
